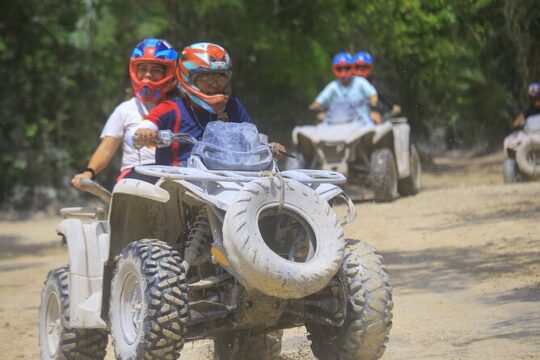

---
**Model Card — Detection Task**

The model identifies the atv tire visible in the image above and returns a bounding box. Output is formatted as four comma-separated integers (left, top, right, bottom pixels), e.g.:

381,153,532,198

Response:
306,240,393,360
110,239,187,360
398,145,421,196
515,136,540,177
39,266,108,360
503,158,522,183
370,148,398,202
223,177,345,299
213,330,283,360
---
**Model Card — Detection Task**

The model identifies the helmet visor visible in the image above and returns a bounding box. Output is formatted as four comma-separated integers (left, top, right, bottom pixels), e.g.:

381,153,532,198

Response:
335,65,352,73
194,73,230,95
355,64,371,72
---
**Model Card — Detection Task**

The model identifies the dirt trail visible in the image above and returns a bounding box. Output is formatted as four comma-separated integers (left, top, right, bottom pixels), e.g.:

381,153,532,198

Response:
0,151,539,359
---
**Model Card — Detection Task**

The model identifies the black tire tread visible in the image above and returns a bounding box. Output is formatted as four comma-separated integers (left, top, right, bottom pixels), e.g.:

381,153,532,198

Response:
503,158,521,183
398,145,421,196
111,239,187,360
41,266,108,359
370,148,397,202
306,240,393,360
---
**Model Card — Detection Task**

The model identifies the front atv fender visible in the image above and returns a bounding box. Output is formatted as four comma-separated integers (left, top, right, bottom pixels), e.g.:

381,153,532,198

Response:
56,218,108,328
373,122,411,179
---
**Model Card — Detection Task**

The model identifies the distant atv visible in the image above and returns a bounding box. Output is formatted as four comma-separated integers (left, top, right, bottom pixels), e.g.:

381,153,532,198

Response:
39,121,393,360
290,101,421,202
503,114,540,183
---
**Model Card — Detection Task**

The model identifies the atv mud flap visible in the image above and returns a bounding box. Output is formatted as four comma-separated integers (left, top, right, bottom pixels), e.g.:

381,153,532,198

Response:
56,218,109,328
392,123,411,178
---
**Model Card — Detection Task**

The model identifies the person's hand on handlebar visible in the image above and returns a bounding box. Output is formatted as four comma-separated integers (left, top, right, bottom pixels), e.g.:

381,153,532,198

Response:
71,171,93,190
270,142,287,160
134,128,158,148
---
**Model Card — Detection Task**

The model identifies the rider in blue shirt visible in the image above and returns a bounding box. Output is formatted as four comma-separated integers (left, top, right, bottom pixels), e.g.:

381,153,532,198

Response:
128,42,284,169
309,52,378,125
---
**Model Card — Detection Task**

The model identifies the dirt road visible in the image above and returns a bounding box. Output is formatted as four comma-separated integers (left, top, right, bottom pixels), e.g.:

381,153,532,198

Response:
0,151,539,359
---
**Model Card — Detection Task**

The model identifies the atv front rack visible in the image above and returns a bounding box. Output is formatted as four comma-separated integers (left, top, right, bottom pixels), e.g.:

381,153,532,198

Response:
135,165,347,184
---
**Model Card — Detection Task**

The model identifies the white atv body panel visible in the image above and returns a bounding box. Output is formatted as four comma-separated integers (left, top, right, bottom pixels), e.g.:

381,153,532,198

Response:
391,122,411,178
114,178,171,203
293,119,411,179
56,218,108,328
292,121,376,145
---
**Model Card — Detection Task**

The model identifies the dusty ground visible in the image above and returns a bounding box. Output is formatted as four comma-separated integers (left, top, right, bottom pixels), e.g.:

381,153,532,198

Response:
0,151,539,359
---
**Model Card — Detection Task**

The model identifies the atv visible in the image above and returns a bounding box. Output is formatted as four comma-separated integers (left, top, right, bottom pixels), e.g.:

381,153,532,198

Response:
503,114,540,183
289,101,421,202
39,121,393,360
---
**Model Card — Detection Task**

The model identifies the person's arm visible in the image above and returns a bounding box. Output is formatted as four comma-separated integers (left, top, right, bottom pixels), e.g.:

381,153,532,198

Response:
128,101,174,147
71,136,122,189
513,113,525,128
309,101,323,111
310,82,335,112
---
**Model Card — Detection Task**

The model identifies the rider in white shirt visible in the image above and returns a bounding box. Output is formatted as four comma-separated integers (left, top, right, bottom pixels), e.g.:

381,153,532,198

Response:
71,38,178,189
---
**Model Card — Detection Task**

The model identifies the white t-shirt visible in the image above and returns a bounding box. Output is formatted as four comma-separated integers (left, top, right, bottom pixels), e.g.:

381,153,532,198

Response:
100,97,155,170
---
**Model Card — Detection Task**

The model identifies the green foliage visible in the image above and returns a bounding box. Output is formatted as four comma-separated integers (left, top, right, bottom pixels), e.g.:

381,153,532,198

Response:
0,0,538,208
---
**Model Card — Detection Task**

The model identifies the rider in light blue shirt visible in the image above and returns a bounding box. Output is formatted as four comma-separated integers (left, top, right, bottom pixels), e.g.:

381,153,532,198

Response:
310,52,378,125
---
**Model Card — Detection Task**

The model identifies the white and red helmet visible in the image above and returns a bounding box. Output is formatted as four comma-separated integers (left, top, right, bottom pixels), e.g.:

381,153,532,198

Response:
177,42,232,114
129,39,178,103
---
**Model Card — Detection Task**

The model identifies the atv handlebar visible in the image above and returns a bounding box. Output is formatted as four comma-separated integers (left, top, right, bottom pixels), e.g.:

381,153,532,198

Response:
133,130,295,158
79,178,112,204
155,131,198,148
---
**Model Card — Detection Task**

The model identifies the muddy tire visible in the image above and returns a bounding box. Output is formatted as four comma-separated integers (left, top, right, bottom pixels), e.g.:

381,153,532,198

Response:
398,145,421,196
515,137,540,177
223,177,345,299
213,330,283,360
306,240,393,360
39,266,108,360
370,148,398,202
109,239,186,360
503,158,522,183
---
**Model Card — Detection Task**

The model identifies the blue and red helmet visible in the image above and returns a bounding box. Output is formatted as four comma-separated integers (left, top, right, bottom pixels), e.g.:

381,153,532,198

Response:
332,52,354,82
353,51,373,77
177,42,233,114
129,39,178,103
528,82,540,98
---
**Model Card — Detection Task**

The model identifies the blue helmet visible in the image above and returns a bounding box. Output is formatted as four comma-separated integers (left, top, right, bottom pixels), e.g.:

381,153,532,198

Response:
129,39,178,103
353,51,373,77
528,82,540,97
332,52,354,80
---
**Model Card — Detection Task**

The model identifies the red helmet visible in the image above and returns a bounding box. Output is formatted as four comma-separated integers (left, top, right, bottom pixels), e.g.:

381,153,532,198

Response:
129,39,178,103
332,52,354,83
177,42,232,114
353,51,373,78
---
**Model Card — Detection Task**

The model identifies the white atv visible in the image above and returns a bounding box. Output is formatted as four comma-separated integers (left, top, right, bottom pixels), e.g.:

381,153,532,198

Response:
39,121,393,360
503,114,540,182
290,101,421,202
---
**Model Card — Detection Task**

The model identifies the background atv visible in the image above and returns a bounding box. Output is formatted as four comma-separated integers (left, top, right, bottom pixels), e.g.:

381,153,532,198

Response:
503,113,540,183
39,121,393,360
289,101,421,202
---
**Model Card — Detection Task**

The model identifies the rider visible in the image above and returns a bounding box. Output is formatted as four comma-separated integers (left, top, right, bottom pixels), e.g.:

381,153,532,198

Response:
129,42,285,168
513,82,540,128
71,38,178,188
309,52,379,124
353,51,401,123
